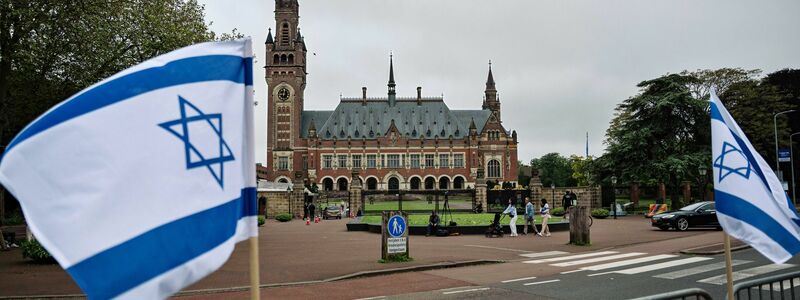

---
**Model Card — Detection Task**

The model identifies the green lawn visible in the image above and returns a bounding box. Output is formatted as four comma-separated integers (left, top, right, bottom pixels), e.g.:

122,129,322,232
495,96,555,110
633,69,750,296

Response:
364,199,472,211
360,213,563,226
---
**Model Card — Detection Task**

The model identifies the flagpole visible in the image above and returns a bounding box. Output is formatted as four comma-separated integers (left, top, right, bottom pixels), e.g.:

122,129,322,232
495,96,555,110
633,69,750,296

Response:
249,236,260,300
724,233,734,300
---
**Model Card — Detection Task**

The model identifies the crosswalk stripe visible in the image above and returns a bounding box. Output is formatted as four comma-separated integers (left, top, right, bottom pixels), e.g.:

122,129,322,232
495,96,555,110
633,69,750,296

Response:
654,260,751,279
501,276,537,283
442,287,490,295
581,254,677,271
523,279,561,286
524,251,618,264
598,257,713,275
518,251,569,258
550,252,646,267
697,264,796,285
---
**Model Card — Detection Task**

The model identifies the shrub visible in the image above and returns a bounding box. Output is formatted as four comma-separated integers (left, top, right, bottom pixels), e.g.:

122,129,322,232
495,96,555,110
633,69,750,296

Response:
21,239,56,264
591,208,610,219
257,215,266,226
275,213,292,222
551,207,565,216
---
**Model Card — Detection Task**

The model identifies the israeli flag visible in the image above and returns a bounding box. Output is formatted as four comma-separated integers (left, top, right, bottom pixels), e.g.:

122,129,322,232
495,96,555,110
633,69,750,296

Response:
711,90,800,263
0,39,257,298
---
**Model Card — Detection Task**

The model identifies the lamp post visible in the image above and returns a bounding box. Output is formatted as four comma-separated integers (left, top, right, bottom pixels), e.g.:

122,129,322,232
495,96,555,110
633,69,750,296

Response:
790,132,800,205
699,166,708,202
551,183,555,208
611,176,618,219
774,110,795,172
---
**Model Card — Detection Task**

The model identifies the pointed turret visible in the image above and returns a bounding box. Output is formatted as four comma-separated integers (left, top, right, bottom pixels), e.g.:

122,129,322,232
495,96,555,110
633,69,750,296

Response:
486,60,496,91
388,53,397,106
483,60,500,120
266,28,274,44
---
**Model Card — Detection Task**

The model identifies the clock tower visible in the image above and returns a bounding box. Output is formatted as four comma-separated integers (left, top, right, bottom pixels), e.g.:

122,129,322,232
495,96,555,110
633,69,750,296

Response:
265,0,307,181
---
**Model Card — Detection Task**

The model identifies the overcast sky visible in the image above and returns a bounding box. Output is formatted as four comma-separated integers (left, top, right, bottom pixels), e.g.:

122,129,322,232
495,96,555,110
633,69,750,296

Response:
198,0,800,164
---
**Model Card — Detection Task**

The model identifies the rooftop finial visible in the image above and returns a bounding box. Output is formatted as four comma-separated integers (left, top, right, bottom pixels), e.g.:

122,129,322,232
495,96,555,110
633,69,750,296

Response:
388,52,396,105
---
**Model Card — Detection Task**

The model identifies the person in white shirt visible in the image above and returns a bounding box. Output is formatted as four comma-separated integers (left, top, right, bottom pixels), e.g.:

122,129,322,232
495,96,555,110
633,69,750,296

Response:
502,199,519,237
540,198,551,237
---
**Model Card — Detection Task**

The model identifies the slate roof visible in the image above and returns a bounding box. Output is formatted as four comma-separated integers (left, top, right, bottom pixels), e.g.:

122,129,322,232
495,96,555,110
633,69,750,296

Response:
300,99,491,139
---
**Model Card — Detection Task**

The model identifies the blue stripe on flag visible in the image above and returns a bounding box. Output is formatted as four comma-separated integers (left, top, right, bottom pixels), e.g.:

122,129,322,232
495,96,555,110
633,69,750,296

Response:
710,102,725,124
4,55,254,156
711,101,772,194
66,187,257,299
716,189,800,256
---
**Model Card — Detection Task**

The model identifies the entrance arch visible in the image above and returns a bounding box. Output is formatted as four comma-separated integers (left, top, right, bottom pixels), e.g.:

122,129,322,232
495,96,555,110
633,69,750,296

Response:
410,177,421,190
322,178,334,191
337,178,348,191
439,177,450,190
453,176,465,189
424,177,435,190
366,177,378,190
388,177,400,190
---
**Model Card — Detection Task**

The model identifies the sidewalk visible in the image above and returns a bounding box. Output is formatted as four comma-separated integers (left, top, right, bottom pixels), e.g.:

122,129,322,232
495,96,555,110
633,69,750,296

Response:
0,216,723,298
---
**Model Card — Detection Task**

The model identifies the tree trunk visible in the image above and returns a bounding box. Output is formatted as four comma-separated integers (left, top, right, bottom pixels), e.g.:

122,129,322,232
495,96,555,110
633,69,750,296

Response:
569,206,590,245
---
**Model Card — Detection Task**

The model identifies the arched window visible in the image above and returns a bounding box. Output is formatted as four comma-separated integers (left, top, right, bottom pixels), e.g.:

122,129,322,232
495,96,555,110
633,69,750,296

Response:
424,177,435,190
488,160,501,178
278,178,289,183
439,177,450,190
410,177,421,190
280,54,287,63
337,178,348,191
280,22,290,46
388,177,400,190
288,54,294,64
273,54,279,64
453,176,464,189
322,178,333,191
367,178,377,190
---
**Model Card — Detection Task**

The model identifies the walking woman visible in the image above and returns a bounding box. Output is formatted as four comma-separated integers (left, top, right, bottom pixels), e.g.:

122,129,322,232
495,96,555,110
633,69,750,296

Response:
502,199,519,237
540,198,551,237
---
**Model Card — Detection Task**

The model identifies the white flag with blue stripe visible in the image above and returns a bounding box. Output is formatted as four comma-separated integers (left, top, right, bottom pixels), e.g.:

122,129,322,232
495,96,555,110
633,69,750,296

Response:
710,90,800,263
0,39,257,299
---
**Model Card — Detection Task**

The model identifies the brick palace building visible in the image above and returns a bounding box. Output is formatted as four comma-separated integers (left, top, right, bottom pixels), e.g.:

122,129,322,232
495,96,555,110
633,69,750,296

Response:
264,0,518,192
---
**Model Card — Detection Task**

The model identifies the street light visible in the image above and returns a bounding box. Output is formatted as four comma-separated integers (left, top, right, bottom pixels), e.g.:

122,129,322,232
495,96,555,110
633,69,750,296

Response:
774,110,795,171
551,183,555,208
790,132,800,205
698,166,708,202
611,176,618,219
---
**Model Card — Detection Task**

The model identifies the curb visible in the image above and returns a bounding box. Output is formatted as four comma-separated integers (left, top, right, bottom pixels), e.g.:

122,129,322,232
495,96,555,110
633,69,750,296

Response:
0,260,503,299
680,243,751,255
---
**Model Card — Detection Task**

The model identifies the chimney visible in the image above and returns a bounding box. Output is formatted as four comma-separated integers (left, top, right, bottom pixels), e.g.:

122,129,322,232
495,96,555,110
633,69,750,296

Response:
416,87,422,105
362,87,367,106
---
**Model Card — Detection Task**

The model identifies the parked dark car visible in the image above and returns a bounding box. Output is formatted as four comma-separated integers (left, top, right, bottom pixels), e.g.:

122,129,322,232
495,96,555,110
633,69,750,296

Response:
651,201,720,231
323,205,342,219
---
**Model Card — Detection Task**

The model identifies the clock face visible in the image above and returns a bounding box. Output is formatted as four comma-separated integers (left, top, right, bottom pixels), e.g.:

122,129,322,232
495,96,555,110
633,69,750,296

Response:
277,87,290,101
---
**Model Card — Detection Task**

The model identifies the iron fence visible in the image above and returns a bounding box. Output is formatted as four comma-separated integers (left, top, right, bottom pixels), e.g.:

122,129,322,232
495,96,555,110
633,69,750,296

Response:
628,288,713,300
732,269,800,300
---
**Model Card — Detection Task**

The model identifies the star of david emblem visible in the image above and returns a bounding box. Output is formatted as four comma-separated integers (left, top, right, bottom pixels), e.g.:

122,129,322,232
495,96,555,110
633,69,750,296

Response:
713,141,751,183
159,96,235,188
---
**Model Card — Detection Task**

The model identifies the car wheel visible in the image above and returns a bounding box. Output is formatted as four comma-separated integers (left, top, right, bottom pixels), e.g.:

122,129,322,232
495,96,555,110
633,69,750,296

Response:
676,218,689,231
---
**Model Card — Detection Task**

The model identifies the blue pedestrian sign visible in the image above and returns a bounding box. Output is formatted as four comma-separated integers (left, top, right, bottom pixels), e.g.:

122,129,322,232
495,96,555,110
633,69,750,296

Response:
387,215,406,237
779,149,791,162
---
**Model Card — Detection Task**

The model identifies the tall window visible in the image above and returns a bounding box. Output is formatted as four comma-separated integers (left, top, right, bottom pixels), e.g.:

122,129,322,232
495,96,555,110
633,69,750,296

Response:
323,155,332,169
367,155,377,168
381,155,386,168
439,154,449,168
425,154,435,168
387,154,400,168
453,154,464,168
352,155,362,169
278,157,289,170
410,154,420,168
338,155,347,169
302,155,308,170
488,159,501,178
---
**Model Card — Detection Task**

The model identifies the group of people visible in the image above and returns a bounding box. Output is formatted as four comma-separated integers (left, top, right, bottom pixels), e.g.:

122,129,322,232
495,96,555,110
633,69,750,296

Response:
302,200,316,220
503,197,552,237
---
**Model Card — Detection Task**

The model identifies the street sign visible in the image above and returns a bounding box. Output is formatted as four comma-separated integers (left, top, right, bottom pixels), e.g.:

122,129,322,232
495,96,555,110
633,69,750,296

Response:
779,149,791,162
382,211,409,258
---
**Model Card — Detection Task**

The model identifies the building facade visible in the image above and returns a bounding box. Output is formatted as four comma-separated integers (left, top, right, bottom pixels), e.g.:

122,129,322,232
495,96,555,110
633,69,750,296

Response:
264,0,518,191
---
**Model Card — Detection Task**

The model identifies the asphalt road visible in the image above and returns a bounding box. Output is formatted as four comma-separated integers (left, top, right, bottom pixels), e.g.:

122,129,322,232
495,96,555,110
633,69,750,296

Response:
379,247,799,300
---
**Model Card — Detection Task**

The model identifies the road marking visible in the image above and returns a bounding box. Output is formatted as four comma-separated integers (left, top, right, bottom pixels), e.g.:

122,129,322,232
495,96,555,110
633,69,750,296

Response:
698,264,796,285
589,257,712,276
501,276,538,283
518,251,569,258
581,254,677,271
523,279,561,286
654,260,751,279
560,269,584,274
442,287,490,295
354,296,386,300
463,244,530,253
524,251,618,264
550,252,646,267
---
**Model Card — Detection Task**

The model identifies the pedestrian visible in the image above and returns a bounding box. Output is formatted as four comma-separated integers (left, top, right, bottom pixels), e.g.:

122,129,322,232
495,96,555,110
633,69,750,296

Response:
308,201,316,221
303,201,309,220
426,210,440,236
540,198,551,237
524,197,541,236
340,201,346,217
502,199,519,237
562,191,573,219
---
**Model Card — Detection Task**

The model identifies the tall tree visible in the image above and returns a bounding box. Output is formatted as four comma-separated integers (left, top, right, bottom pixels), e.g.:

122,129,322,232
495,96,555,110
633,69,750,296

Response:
530,153,576,187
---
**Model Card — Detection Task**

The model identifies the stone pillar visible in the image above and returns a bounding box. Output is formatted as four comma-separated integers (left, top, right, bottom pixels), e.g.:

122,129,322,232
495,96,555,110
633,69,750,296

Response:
349,169,363,216
682,181,692,204
569,206,590,245
475,168,487,213
291,171,305,218
529,169,543,203
630,182,640,208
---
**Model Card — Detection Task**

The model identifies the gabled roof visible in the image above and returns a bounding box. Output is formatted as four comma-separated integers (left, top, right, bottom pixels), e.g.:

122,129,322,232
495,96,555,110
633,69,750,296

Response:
299,100,491,139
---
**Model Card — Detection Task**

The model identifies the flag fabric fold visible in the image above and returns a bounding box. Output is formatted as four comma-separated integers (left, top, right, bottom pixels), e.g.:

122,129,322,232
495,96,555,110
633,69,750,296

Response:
0,38,257,299
710,90,800,263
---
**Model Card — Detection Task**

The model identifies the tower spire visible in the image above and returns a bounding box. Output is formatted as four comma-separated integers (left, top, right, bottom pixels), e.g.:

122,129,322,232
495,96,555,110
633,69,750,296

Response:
486,59,496,90
388,52,396,106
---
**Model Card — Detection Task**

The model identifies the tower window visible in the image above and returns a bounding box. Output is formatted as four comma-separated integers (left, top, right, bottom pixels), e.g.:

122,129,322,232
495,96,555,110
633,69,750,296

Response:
273,54,279,64
280,22,290,46
280,54,287,63
288,54,294,64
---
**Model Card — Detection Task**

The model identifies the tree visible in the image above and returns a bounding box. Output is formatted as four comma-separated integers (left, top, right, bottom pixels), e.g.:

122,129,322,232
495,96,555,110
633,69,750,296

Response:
570,155,594,186
517,161,532,187
530,153,576,187
681,68,761,100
